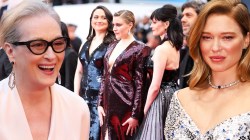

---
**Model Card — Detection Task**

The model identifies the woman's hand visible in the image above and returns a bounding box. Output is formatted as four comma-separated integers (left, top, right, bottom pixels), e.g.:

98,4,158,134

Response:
122,117,138,136
98,106,106,126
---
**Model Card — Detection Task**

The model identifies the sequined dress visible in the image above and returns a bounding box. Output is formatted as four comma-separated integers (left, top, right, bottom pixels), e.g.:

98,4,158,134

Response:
164,91,250,140
98,40,150,140
79,41,107,140
134,50,179,140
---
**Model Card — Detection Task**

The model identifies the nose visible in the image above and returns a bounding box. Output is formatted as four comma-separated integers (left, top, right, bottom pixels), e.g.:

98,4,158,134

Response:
113,26,117,32
211,38,221,52
181,16,186,23
97,17,102,22
44,46,56,59
98,17,106,22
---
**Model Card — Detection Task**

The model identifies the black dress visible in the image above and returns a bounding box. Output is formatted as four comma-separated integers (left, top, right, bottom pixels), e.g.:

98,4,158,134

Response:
79,41,108,140
134,50,179,140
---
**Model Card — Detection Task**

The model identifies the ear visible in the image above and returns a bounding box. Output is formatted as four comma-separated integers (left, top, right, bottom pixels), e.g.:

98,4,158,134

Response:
164,21,170,31
128,22,133,30
243,32,250,49
3,43,15,62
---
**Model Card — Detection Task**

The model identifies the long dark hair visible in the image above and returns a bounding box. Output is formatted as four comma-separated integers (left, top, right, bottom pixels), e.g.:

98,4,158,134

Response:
87,5,115,45
61,21,71,47
150,4,183,50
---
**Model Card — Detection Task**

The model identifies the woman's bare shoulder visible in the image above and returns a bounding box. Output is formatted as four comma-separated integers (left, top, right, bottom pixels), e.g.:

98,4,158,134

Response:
177,87,197,103
178,87,192,95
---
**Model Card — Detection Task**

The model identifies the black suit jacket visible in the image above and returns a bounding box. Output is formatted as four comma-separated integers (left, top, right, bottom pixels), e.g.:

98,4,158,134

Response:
57,47,78,91
0,49,12,81
179,47,194,89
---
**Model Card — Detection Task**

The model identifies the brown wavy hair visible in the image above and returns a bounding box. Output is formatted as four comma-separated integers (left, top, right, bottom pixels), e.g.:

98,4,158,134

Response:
188,0,250,89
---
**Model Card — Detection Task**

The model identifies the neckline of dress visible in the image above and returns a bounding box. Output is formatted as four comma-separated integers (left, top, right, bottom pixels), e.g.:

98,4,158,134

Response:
108,40,135,73
174,92,250,136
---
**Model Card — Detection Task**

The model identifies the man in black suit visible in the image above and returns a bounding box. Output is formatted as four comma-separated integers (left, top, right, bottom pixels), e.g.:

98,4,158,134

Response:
179,1,205,88
0,48,12,81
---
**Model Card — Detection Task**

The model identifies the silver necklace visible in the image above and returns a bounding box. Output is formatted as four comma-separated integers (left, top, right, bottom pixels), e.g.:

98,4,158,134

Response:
208,75,240,89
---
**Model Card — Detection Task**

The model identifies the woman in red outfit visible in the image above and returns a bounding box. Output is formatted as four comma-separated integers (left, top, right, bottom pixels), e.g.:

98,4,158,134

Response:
98,10,150,140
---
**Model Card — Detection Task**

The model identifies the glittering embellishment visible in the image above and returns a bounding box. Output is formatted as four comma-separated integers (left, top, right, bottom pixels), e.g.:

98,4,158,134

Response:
164,92,250,139
208,75,240,89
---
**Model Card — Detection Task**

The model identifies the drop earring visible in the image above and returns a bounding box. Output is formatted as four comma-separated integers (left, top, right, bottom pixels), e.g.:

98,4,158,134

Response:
128,29,131,35
8,62,15,90
57,73,61,85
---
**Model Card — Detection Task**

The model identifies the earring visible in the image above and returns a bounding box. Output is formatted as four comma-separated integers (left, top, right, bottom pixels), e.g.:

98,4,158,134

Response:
128,30,131,35
164,33,168,40
8,61,15,90
8,70,15,90
57,73,61,85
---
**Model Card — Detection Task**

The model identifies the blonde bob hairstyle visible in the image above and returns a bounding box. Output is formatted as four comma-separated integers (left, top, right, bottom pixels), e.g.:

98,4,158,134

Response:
0,0,60,46
188,0,250,89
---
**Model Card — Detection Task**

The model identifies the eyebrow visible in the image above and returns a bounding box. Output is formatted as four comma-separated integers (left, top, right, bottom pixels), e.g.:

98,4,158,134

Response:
113,23,122,25
22,36,63,42
202,31,237,35
93,15,106,17
183,12,193,15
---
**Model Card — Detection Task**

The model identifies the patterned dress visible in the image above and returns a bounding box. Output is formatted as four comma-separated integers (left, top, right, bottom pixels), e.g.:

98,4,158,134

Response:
165,91,250,140
79,41,108,140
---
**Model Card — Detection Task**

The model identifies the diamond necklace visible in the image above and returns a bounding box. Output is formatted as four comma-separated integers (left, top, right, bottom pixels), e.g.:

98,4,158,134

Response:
208,75,240,89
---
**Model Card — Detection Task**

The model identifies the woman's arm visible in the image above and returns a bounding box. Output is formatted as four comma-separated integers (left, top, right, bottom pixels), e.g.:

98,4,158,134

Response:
144,41,177,114
98,47,108,126
98,66,106,126
132,46,151,119
124,45,150,136
74,44,84,94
